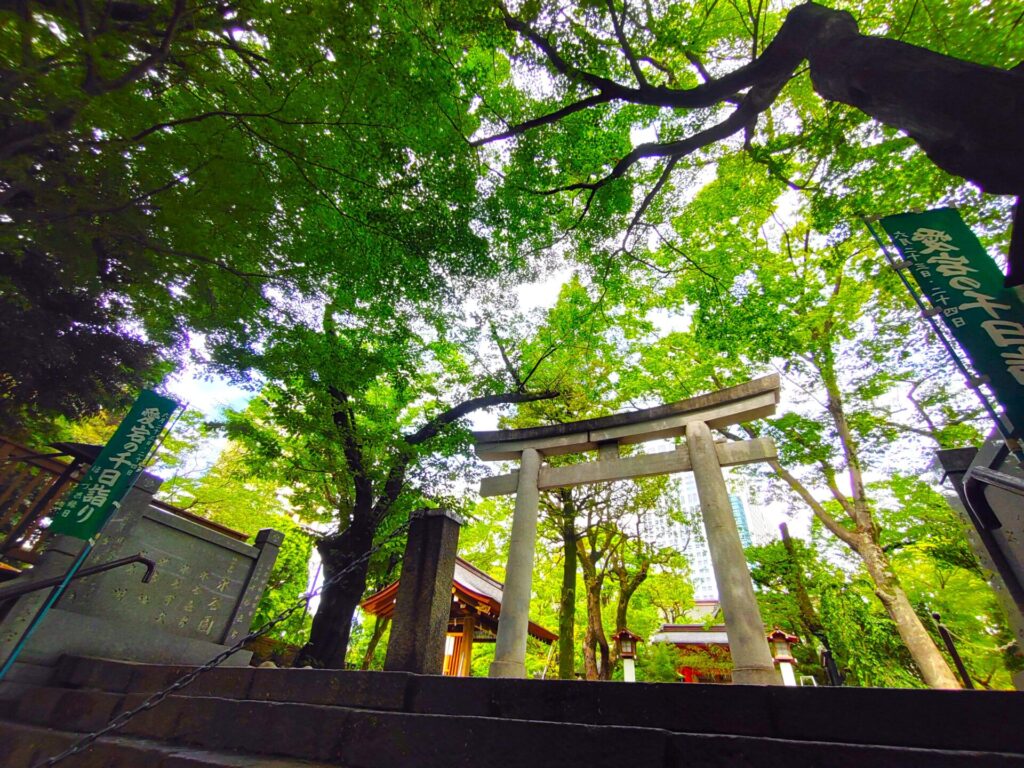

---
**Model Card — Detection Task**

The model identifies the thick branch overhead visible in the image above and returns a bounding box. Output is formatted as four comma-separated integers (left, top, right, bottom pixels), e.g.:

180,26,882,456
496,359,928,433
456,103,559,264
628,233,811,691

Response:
479,0,1024,213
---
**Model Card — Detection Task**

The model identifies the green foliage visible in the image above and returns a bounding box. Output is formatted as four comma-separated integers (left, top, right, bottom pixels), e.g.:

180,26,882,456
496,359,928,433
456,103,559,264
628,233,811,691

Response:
1,0,520,438
636,642,683,683
4,0,1020,687
749,535,924,687
820,581,925,688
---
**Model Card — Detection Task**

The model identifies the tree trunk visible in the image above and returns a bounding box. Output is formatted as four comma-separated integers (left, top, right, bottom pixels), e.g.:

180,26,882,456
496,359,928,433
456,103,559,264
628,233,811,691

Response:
790,2,1024,197
779,523,825,639
613,561,649,634
581,574,599,680
361,615,390,670
558,519,578,679
818,339,960,689
294,520,375,668
856,536,961,689
581,575,611,680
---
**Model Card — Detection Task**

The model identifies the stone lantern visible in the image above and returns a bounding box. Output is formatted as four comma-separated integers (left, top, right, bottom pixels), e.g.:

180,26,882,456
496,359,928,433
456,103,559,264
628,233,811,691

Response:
612,628,644,682
766,626,800,686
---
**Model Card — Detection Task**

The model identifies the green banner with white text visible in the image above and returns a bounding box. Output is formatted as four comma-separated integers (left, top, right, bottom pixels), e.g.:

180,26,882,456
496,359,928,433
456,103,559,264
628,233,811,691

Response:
48,389,179,540
880,208,1024,436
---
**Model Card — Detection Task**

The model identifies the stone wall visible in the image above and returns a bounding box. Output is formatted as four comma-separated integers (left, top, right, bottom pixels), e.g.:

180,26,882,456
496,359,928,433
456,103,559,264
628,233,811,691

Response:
0,473,282,677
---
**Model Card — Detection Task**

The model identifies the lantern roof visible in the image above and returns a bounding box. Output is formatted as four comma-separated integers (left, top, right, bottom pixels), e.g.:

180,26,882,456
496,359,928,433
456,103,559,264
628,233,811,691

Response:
766,626,800,644
611,628,644,643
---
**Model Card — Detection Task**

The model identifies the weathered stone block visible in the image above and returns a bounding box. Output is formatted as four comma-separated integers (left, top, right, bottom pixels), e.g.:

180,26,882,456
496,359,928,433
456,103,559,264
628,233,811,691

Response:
248,668,410,709
767,685,1024,754
330,709,670,768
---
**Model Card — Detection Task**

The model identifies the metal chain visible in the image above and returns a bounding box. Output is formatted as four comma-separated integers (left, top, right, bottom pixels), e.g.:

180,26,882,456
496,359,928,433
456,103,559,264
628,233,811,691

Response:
32,521,409,768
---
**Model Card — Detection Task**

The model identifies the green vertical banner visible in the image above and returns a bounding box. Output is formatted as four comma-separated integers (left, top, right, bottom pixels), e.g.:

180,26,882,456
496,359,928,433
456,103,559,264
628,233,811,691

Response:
880,208,1024,436
48,389,179,540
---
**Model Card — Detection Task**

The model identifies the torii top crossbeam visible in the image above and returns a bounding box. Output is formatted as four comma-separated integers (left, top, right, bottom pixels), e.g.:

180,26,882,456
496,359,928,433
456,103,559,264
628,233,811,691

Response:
474,375,780,498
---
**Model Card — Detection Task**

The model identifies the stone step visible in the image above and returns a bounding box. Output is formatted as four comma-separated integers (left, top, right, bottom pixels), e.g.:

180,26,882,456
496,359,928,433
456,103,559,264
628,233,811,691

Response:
9,684,1024,768
0,718,337,768
53,655,1024,755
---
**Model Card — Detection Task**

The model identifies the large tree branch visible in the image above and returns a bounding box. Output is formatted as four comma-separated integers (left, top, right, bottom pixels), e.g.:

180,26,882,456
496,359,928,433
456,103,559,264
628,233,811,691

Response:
539,71,789,201
486,0,1024,220
768,458,860,549
736,421,860,549
83,0,188,96
606,0,647,87
405,389,557,446
471,93,612,146
327,386,369,489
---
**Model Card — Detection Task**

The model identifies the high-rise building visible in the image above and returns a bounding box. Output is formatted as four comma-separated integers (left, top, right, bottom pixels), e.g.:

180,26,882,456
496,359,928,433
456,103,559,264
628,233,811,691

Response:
729,493,752,548
652,473,775,602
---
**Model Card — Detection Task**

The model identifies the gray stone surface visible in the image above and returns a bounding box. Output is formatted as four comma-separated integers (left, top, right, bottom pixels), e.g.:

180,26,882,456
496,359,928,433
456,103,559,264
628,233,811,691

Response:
384,508,463,674
687,420,778,685
0,474,282,673
28,656,1024,755
480,438,777,497
7,677,1024,768
490,447,541,679
474,375,780,446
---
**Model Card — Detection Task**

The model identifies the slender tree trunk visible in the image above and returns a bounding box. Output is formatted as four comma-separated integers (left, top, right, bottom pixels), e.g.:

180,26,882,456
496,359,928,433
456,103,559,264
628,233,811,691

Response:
779,523,824,638
558,518,578,679
817,347,959,690
578,566,613,680
361,615,390,670
581,574,601,680
613,561,649,633
294,518,374,668
577,532,612,680
856,536,960,689
580,574,611,680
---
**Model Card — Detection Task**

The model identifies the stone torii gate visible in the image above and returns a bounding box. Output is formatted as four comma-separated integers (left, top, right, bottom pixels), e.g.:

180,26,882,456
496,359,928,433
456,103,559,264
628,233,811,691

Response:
474,375,783,685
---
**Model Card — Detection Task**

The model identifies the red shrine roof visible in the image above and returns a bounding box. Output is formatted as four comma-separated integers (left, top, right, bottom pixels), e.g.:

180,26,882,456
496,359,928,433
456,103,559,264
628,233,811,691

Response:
360,557,558,643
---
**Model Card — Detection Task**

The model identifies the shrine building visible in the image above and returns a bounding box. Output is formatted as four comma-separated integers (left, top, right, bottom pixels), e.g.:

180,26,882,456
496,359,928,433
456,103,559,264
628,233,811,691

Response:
361,557,556,676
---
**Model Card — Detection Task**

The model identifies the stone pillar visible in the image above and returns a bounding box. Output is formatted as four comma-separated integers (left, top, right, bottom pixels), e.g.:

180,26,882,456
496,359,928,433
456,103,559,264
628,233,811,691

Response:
223,528,285,646
623,657,636,682
686,421,779,685
778,660,798,686
384,508,463,674
490,447,541,679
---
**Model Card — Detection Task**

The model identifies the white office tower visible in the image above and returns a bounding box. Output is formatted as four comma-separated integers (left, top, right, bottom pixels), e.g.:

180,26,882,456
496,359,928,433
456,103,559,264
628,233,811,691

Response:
647,474,776,601
728,481,774,546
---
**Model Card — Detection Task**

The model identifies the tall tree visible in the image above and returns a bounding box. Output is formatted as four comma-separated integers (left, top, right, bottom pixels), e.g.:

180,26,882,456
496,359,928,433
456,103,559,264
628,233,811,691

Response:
224,304,555,668
1,0,508,433
628,214,969,686
574,479,665,679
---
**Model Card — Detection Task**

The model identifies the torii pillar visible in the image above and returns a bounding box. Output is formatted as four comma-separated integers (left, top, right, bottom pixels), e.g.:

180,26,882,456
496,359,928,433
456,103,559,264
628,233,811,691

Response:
474,376,782,684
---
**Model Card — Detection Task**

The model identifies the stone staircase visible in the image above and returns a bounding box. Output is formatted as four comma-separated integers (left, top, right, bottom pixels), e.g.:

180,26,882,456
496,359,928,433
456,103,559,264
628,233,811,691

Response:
2,655,1024,767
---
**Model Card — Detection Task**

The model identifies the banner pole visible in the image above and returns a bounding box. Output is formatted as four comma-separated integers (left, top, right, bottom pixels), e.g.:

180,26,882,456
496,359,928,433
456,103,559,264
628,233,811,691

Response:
863,216,1023,460
0,394,183,681
0,540,94,681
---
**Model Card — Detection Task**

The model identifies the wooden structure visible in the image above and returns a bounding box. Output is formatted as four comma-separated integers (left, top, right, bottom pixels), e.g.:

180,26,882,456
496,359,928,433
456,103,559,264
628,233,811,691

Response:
653,618,802,685
475,376,782,683
361,557,556,677
652,621,734,684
